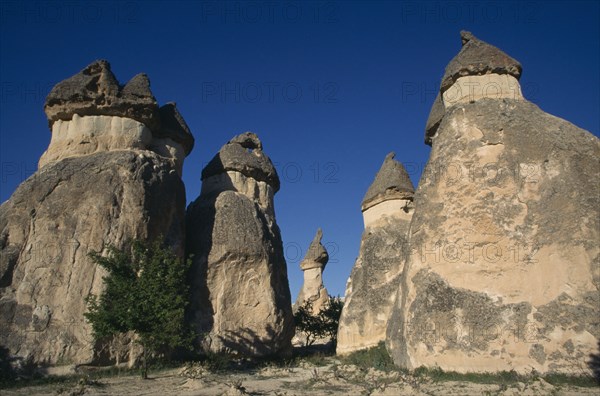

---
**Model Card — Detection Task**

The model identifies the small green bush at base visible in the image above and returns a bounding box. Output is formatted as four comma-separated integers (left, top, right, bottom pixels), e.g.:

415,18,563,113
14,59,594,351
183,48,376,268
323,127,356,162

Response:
339,342,397,372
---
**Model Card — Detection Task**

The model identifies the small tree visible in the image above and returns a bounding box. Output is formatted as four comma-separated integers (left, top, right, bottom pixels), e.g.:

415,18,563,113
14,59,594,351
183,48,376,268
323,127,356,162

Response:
319,296,344,347
85,240,192,378
294,296,344,348
294,300,321,347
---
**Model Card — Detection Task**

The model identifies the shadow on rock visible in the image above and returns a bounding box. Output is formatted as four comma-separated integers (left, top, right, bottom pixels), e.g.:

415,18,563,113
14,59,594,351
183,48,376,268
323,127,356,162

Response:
588,340,600,384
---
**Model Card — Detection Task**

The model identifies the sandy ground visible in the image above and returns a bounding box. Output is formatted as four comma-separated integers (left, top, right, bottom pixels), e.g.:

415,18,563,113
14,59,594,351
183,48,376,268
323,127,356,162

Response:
2,360,598,396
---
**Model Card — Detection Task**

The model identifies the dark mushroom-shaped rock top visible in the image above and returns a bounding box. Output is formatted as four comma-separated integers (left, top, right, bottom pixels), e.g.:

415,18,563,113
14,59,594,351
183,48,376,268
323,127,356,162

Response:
201,132,280,191
440,30,522,93
425,31,522,146
300,228,329,271
44,60,195,156
362,152,414,211
44,60,160,130
155,103,195,155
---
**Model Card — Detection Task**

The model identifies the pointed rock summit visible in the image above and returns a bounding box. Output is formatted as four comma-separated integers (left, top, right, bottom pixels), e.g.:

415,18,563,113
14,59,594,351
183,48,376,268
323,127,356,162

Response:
440,30,522,92
361,153,415,228
387,31,600,374
294,229,330,315
186,132,293,357
337,154,415,354
362,152,414,212
426,31,524,145
300,228,329,270
0,61,193,366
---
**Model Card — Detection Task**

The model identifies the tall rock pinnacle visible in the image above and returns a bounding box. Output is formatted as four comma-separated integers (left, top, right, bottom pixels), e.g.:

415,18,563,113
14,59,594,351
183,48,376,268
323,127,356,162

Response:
186,132,294,357
337,153,415,354
387,31,600,375
294,228,330,315
0,60,193,366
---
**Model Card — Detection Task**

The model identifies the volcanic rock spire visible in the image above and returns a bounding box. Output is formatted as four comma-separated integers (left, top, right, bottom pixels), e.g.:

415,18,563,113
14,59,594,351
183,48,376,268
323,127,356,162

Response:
386,31,600,374
186,132,294,357
337,153,414,354
0,60,193,365
294,228,330,315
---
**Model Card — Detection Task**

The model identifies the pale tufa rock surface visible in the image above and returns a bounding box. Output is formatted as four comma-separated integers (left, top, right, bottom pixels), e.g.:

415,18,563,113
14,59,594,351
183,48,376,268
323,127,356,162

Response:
0,61,193,365
337,153,415,355
386,31,600,374
0,151,187,365
293,228,330,315
186,132,294,357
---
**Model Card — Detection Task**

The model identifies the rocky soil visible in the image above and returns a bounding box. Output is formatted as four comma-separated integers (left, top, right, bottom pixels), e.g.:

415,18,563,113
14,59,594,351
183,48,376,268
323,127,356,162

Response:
2,357,597,396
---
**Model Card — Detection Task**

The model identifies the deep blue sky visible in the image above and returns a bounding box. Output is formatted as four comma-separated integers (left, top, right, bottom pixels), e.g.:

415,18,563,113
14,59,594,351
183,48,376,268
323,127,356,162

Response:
1,1,599,299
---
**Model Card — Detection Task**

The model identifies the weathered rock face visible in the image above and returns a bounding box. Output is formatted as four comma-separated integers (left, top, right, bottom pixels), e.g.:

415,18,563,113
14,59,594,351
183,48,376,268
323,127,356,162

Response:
0,61,193,365
387,32,600,374
186,132,294,357
337,153,414,355
0,152,187,365
293,229,330,315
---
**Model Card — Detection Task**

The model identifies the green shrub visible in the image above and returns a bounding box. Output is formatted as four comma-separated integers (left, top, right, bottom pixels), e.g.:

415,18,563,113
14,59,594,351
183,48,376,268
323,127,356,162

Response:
294,296,343,347
340,342,396,372
85,239,193,379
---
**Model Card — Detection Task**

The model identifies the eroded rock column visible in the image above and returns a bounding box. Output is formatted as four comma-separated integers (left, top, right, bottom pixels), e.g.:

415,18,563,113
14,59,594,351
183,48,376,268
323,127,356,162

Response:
0,60,194,365
337,153,414,355
186,132,294,357
293,229,330,315
386,31,600,374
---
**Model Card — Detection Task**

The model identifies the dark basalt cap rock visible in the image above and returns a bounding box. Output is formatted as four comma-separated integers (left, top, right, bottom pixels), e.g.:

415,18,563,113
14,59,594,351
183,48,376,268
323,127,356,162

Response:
45,60,195,156
201,132,280,191
44,60,160,130
300,228,329,271
425,92,445,146
155,103,195,155
362,152,414,211
121,73,155,100
425,31,522,146
440,31,522,93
